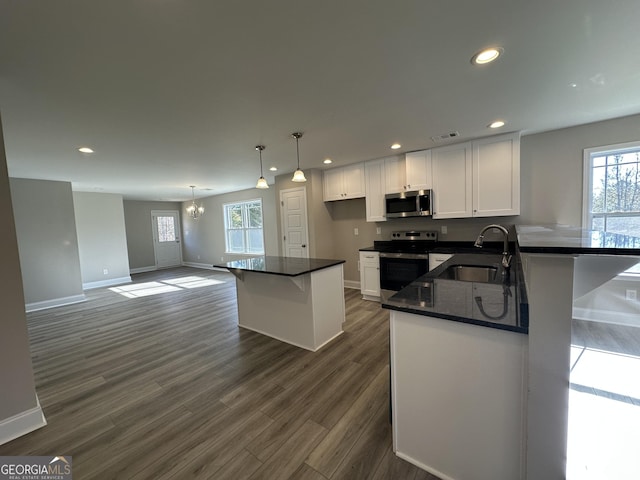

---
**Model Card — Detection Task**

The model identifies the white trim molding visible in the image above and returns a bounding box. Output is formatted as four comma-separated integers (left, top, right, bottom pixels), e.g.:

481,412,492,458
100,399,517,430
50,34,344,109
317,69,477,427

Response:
130,266,157,274
343,280,360,290
182,261,218,270
573,306,640,328
0,398,47,446
26,294,86,313
83,276,132,290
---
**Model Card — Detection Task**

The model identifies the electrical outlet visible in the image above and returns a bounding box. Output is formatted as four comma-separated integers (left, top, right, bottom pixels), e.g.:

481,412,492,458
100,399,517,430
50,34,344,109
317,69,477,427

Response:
626,289,637,301
197,255,201,260
376,227,381,235
103,268,109,275
354,228,359,236
441,226,448,234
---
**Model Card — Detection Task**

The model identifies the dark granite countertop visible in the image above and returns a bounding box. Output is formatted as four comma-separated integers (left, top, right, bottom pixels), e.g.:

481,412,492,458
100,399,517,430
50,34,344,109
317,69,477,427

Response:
383,253,529,334
214,256,345,277
516,225,640,255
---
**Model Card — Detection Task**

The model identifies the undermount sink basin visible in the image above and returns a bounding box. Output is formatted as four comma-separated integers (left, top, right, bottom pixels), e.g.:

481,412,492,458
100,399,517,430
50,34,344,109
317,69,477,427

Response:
438,265,498,283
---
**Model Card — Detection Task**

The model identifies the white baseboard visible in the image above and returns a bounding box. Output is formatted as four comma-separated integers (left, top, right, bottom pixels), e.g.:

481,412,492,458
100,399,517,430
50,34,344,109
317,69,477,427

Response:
573,306,640,327
182,262,218,272
130,266,157,274
394,451,455,480
26,294,86,313
344,280,361,290
83,276,132,290
0,398,47,446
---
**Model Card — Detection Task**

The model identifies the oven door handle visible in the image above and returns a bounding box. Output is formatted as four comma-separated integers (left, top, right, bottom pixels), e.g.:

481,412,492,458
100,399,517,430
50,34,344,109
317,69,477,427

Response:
379,252,429,259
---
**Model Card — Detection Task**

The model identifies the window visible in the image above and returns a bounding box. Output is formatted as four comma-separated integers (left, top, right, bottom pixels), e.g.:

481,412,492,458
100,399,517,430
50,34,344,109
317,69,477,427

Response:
223,199,265,254
156,216,177,242
584,141,640,237
584,141,640,276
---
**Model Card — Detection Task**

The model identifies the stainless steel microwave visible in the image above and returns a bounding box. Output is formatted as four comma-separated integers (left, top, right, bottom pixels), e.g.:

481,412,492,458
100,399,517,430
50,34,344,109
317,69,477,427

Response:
384,189,432,218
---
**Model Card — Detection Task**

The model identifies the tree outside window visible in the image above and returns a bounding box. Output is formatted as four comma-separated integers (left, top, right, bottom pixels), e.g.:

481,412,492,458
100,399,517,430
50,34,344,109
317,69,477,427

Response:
223,199,264,254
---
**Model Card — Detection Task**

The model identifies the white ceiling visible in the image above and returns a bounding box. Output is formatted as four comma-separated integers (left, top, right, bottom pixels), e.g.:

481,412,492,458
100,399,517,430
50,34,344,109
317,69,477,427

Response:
2,0,640,201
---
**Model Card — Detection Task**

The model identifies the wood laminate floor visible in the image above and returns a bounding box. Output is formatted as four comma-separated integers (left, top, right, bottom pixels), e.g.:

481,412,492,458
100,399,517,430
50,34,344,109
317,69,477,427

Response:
0,267,439,479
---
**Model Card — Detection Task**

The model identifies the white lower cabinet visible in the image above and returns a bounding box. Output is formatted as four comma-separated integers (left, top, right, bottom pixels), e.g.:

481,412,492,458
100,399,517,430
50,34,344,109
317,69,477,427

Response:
359,251,380,300
390,310,527,480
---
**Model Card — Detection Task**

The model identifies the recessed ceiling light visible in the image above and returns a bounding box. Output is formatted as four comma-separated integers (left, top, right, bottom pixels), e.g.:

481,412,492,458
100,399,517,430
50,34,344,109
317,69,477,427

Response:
489,120,505,129
471,47,503,65
569,83,578,88
269,166,277,171
323,158,332,164
78,147,94,153
390,143,401,150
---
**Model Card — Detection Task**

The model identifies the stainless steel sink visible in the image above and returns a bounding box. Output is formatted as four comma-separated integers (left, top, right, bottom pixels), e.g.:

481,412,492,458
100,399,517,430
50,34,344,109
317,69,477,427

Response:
438,265,498,282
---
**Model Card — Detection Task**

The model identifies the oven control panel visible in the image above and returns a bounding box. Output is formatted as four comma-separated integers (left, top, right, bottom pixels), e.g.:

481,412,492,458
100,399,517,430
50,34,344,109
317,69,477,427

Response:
390,230,438,241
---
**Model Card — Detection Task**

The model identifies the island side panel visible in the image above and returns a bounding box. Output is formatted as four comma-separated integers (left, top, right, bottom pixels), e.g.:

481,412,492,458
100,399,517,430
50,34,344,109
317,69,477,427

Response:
235,271,316,350
521,253,574,480
310,264,345,349
391,310,526,480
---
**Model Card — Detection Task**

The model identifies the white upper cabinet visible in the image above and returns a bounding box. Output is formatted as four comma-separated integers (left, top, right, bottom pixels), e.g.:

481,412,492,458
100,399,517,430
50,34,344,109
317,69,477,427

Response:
404,150,432,191
432,142,473,219
384,156,406,193
384,152,432,193
472,134,520,217
431,133,520,219
365,158,387,222
323,162,366,201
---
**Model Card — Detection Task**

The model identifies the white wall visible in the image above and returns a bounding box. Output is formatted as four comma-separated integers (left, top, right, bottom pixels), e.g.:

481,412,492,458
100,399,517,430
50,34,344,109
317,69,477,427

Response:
9,178,85,310
73,192,131,288
181,186,279,265
0,114,44,444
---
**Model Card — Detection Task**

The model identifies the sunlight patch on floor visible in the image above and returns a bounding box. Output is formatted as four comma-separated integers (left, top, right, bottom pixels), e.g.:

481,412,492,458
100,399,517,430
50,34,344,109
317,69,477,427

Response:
109,276,225,298
568,347,640,480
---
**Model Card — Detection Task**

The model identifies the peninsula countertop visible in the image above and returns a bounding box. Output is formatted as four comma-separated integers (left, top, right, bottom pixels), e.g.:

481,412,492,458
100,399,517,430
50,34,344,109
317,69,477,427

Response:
383,253,529,334
214,256,345,277
516,224,640,255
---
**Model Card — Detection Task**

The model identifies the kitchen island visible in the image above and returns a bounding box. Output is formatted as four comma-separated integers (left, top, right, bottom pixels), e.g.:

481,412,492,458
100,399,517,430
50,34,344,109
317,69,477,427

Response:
384,225,640,480
214,256,346,351
383,253,529,480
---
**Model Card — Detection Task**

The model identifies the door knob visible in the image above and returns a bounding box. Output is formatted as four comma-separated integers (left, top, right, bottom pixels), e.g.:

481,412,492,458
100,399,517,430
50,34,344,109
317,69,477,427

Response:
302,244,307,248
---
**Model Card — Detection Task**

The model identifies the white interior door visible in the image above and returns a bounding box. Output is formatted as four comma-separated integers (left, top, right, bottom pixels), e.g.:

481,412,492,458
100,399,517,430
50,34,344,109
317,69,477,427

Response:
280,187,309,258
152,210,182,268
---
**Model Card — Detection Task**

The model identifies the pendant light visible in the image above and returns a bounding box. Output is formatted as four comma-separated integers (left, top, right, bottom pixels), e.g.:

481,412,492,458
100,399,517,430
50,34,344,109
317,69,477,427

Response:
186,185,205,219
291,132,307,182
255,145,269,189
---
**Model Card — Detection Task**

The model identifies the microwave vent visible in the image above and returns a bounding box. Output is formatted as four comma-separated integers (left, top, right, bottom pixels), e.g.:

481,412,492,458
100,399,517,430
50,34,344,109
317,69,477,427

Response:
431,131,459,142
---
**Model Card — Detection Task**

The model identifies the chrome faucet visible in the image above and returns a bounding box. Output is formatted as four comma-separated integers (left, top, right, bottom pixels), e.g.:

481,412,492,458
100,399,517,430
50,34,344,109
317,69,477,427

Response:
474,224,512,270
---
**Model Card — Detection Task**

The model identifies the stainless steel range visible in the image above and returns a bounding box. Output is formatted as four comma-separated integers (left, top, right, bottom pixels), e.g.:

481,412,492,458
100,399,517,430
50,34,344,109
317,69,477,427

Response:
375,230,438,301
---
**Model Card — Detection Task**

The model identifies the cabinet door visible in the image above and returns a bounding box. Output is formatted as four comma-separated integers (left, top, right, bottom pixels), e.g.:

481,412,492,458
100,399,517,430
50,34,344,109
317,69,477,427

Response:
384,156,407,193
432,142,473,219
365,159,387,222
472,133,520,217
359,252,380,298
342,162,366,199
323,168,345,202
405,150,432,191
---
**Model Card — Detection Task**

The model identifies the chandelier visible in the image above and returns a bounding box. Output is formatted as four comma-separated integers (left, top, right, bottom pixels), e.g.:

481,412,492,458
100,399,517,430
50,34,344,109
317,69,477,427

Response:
186,185,205,220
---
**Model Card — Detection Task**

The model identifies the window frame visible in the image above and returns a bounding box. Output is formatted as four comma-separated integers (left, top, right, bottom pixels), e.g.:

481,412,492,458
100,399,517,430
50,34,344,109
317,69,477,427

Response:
582,140,640,231
222,198,265,255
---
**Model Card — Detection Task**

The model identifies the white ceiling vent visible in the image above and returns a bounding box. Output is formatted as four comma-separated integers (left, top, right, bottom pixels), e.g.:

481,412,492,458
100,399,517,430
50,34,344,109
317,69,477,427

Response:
430,131,460,142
